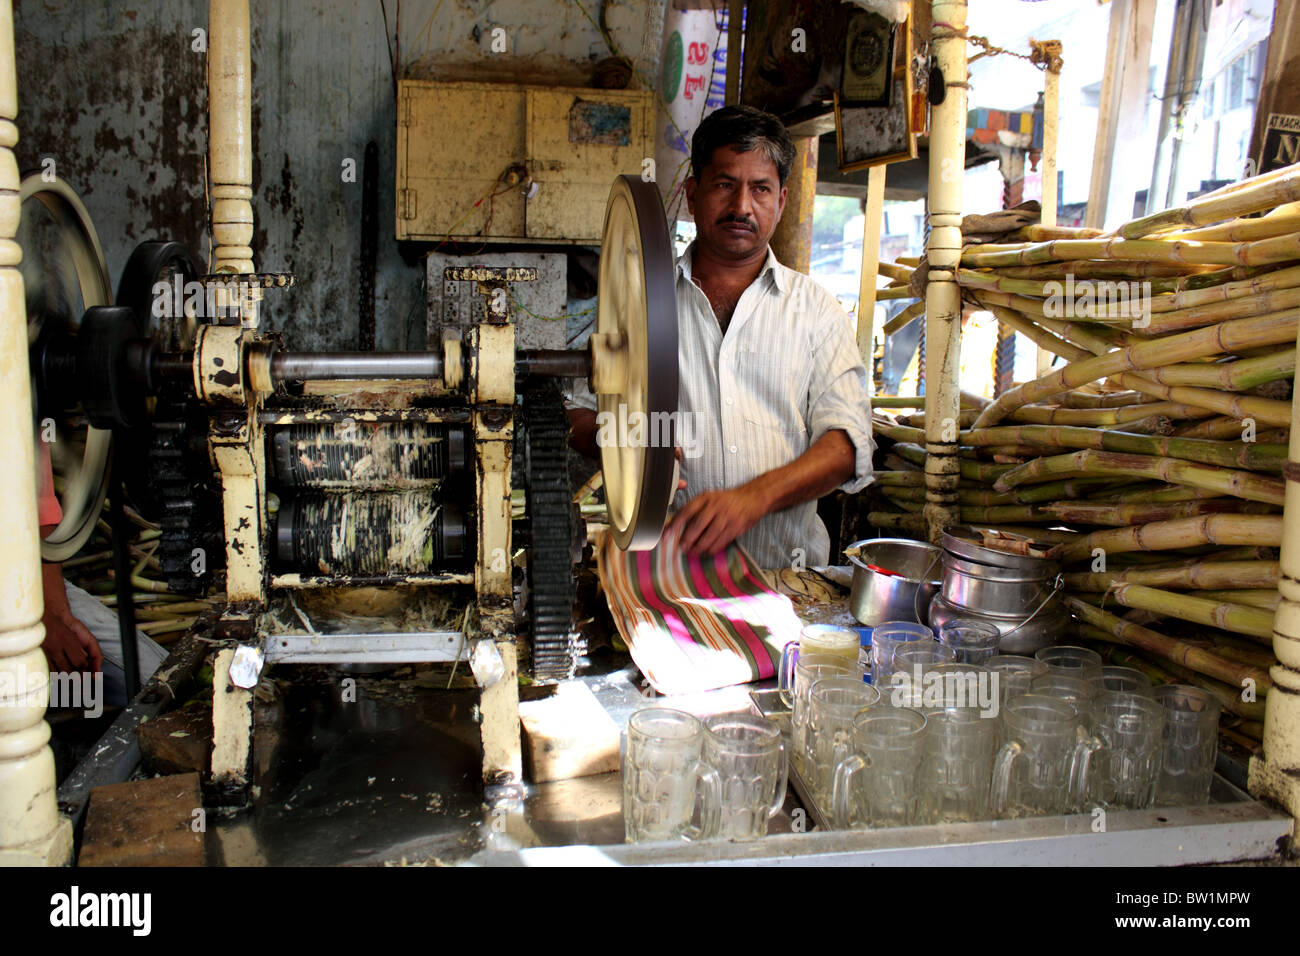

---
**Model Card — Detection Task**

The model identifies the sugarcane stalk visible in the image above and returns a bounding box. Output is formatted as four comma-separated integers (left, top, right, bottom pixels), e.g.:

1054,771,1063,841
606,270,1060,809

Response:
994,450,1285,505
973,307,1300,428
1119,168,1300,238
874,470,929,486
1092,582,1275,642
1064,560,1278,591
963,423,1286,471
1080,632,1268,721
1065,596,1271,690
1044,498,1278,527
871,397,926,409
1053,513,1284,562
1195,589,1279,610
867,512,928,533
882,300,925,335
1058,389,1151,409
1134,349,1296,391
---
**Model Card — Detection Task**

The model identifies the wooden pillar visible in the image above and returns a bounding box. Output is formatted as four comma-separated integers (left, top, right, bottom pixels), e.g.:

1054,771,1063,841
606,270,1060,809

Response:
209,0,254,279
856,165,887,364
921,1,967,544
1037,53,1060,376
772,135,817,274
0,0,72,867
1248,324,1300,833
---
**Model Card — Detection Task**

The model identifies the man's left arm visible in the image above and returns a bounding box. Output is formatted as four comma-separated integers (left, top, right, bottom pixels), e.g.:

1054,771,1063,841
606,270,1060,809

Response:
671,297,873,555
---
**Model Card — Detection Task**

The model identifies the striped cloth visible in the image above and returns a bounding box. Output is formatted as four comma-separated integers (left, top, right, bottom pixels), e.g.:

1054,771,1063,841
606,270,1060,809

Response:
596,531,804,695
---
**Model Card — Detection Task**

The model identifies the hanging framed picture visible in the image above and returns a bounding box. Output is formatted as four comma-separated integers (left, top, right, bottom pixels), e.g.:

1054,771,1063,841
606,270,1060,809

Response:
835,17,916,171
840,10,895,108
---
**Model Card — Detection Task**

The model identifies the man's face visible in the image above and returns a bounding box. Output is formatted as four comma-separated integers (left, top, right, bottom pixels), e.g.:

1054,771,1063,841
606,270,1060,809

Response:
685,145,787,261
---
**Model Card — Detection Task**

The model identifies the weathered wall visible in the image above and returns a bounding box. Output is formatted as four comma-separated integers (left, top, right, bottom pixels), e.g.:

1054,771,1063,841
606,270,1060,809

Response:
12,0,664,351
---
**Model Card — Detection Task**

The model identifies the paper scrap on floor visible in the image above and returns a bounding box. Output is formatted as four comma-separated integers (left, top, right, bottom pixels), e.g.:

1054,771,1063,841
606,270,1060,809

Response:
595,530,803,696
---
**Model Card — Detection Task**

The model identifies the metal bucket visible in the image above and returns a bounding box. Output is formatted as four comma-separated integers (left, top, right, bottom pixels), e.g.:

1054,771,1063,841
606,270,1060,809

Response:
931,536,1063,656
846,538,942,627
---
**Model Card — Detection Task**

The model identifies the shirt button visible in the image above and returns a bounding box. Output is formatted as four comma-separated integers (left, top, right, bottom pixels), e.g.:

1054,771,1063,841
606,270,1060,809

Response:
729,444,738,454
725,396,734,406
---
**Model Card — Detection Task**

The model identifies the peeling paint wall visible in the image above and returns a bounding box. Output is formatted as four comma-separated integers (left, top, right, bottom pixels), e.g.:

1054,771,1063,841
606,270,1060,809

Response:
13,0,665,352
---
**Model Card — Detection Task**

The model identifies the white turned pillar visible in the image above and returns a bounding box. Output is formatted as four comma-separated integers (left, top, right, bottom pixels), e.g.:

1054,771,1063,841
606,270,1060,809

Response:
0,0,72,867
922,1,968,544
209,0,254,277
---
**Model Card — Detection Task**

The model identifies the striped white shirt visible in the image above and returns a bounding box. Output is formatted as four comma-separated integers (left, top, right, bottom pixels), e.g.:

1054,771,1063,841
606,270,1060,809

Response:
674,243,874,568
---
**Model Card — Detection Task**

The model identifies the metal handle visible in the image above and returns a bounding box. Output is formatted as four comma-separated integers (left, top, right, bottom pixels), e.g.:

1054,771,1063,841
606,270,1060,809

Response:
910,552,943,626
997,572,1064,643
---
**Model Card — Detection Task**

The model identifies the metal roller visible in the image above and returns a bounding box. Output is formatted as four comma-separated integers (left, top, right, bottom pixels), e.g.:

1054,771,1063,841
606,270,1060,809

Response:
271,422,468,489
275,492,468,574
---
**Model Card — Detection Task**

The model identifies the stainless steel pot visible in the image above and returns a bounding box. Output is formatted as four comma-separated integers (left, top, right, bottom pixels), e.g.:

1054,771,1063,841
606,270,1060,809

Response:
940,551,1059,616
928,593,1066,657
846,538,942,627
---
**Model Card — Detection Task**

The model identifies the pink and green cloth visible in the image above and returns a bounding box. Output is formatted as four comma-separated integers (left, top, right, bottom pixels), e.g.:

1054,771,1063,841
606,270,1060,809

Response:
595,531,804,695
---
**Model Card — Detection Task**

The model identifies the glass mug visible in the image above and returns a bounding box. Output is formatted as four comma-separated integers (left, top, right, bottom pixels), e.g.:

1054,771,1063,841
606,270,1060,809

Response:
790,653,863,776
804,676,881,805
1088,691,1166,810
989,695,1101,818
986,655,1048,703
1030,672,1100,731
870,621,935,685
918,705,999,824
703,713,788,841
889,661,991,712
1035,645,1104,683
938,620,1001,665
1097,665,1153,697
831,706,928,829
1153,684,1221,807
622,708,722,843
778,625,862,706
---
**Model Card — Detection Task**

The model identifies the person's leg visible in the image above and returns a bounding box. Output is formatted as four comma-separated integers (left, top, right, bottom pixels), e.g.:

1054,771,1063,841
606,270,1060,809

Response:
62,580,169,706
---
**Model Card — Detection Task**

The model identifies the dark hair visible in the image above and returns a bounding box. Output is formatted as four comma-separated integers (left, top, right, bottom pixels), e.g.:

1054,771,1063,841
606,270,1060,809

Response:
690,105,797,187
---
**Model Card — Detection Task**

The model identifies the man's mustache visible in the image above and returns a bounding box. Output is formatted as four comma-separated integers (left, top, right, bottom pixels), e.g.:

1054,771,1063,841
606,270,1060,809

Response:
716,215,756,232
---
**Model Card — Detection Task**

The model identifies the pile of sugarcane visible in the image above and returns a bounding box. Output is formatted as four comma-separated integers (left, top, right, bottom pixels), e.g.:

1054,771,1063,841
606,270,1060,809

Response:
867,165,1300,753
62,500,219,645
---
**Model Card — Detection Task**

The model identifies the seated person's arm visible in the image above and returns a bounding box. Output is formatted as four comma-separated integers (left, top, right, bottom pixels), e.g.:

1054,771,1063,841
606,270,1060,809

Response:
36,442,103,673
566,405,600,460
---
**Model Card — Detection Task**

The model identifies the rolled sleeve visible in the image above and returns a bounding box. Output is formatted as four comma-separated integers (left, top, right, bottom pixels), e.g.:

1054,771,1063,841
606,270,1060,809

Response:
807,302,875,494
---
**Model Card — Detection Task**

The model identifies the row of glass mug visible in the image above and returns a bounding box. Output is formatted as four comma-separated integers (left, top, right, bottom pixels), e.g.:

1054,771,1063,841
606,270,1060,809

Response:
786,625,1222,827
622,707,787,843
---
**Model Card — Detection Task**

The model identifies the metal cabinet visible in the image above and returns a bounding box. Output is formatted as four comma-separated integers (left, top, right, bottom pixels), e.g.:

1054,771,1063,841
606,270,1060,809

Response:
396,80,654,244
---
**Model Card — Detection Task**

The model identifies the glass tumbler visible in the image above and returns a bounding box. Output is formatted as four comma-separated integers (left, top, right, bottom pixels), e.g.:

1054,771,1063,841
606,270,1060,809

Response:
1035,644,1104,683
918,705,1000,823
938,620,1001,665
870,621,935,685
622,708,722,843
989,695,1101,819
805,676,881,804
1153,684,1221,807
986,655,1048,703
831,706,928,829
703,713,788,841
1089,691,1166,810
889,661,993,712
778,624,861,705
790,653,862,776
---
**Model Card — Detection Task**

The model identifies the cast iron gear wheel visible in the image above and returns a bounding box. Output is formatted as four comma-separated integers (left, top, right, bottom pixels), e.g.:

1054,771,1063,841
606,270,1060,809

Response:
522,380,582,682
115,239,225,595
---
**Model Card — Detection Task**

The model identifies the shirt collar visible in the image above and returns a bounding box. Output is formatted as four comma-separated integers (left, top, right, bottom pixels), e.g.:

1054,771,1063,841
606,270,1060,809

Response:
676,241,788,294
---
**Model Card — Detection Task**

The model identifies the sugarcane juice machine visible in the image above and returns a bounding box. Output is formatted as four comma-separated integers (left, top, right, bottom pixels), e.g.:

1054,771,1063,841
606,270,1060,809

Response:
26,172,680,804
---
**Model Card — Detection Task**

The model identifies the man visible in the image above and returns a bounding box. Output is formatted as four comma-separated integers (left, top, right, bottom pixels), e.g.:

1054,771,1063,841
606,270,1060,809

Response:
572,105,873,568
